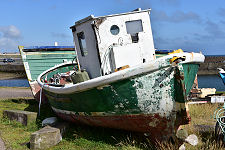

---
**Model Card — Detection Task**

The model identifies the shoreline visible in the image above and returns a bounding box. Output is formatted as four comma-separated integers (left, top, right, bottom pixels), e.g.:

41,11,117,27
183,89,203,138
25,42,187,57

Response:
0,72,26,80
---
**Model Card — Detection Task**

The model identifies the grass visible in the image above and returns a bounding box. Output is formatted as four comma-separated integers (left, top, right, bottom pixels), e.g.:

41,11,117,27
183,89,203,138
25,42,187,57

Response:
0,99,225,149
216,91,225,95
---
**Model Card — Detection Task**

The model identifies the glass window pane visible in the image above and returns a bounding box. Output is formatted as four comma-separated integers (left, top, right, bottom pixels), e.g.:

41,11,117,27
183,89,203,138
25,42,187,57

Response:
110,25,120,35
126,20,143,34
77,32,87,56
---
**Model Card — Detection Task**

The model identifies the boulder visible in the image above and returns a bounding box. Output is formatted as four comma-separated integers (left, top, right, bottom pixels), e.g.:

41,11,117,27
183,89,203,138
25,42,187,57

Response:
30,126,62,150
3,110,37,126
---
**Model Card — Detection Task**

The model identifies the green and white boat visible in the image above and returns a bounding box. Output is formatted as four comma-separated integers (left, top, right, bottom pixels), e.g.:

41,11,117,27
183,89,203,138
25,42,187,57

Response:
37,9,205,141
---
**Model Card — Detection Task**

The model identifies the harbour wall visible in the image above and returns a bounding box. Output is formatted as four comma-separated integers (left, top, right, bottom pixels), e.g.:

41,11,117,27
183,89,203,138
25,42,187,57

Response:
198,56,225,75
0,54,25,73
0,54,224,75
0,64,24,73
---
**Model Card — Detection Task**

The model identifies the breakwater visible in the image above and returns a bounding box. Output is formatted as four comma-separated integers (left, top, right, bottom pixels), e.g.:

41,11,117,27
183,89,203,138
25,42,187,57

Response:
0,54,224,75
198,56,225,75
0,54,24,73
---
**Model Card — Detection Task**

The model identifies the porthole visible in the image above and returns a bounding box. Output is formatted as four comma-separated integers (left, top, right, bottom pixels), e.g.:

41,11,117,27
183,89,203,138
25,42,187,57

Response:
110,25,120,35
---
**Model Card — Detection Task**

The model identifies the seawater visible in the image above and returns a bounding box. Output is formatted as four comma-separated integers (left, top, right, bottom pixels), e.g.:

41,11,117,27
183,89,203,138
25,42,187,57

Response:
0,79,29,87
198,75,225,91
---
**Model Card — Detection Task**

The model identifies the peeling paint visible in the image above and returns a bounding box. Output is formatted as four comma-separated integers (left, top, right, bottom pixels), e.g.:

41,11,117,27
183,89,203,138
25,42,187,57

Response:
133,66,175,117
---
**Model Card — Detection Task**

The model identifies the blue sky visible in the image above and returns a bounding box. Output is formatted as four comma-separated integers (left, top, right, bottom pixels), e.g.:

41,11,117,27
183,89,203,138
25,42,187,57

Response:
0,0,224,55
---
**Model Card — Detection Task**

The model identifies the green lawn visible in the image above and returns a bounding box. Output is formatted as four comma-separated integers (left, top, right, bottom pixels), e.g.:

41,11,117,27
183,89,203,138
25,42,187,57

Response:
0,99,225,149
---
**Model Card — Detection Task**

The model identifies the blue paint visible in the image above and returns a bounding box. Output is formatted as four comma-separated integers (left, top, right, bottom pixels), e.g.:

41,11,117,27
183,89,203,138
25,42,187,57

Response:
0,79,29,87
219,73,225,85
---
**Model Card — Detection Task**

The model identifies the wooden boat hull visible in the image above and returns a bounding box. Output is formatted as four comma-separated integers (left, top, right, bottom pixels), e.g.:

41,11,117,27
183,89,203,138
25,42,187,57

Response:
19,46,76,102
41,60,200,140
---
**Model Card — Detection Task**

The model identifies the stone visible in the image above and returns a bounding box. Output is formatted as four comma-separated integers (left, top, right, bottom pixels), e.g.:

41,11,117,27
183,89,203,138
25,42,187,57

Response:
3,110,37,126
185,134,198,146
179,143,185,150
30,126,62,150
176,128,188,141
42,117,58,127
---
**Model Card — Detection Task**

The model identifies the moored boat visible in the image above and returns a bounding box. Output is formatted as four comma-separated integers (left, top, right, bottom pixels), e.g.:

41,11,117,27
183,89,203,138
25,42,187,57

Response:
37,9,205,141
19,46,76,101
218,68,225,85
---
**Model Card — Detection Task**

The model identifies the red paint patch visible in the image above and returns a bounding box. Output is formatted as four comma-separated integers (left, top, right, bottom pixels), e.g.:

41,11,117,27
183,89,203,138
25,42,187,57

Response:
55,111,180,141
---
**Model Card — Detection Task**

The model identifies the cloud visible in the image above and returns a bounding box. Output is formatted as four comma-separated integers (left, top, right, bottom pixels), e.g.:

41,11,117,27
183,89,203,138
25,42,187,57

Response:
0,38,18,49
204,20,225,39
0,25,21,39
154,35,203,53
51,32,71,38
0,25,22,51
152,10,202,23
217,8,225,17
220,20,225,24
158,0,180,6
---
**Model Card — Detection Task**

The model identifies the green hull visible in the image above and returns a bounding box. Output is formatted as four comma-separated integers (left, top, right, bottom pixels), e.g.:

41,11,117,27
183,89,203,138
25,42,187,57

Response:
42,63,199,141
45,63,198,115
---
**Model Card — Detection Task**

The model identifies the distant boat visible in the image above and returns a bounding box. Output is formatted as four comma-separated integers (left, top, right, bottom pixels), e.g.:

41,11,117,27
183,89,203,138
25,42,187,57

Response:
37,9,205,141
218,68,225,85
19,46,76,102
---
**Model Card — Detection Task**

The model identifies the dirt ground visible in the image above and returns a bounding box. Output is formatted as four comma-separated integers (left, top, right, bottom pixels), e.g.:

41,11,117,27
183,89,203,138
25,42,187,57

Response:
0,87,33,99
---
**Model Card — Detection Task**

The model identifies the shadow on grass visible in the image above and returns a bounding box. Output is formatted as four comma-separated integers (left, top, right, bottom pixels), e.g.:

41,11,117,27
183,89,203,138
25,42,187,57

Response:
21,99,156,149
196,128,225,149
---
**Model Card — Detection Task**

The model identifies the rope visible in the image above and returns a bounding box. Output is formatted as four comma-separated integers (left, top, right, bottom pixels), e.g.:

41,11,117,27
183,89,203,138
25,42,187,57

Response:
214,103,225,134
38,84,44,116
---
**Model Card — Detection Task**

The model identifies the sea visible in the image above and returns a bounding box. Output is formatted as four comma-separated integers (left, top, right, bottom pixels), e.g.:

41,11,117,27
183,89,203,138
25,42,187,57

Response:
0,75,224,91
0,79,29,87
198,75,224,91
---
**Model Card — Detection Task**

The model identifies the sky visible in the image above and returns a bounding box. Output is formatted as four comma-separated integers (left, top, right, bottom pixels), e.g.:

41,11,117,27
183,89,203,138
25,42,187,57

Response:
0,0,225,55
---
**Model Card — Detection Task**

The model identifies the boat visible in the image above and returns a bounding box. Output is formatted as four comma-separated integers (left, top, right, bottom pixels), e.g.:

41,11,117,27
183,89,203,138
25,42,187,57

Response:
37,9,205,141
218,68,225,85
19,46,76,101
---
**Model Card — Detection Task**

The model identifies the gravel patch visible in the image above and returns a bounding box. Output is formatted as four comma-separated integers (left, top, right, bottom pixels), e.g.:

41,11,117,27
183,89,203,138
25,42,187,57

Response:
0,87,33,99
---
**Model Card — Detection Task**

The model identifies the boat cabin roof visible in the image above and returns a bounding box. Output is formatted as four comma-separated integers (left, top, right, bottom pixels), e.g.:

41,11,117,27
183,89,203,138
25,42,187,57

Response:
70,8,151,28
23,46,75,52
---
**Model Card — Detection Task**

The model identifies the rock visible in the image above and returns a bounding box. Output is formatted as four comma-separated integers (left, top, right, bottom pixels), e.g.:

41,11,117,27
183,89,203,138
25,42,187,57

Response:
176,128,188,141
3,110,37,126
179,143,185,150
30,126,62,150
185,134,198,146
42,117,58,127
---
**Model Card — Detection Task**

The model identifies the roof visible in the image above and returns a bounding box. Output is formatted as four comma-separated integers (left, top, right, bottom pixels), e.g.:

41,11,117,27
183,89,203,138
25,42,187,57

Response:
70,8,151,28
23,46,75,52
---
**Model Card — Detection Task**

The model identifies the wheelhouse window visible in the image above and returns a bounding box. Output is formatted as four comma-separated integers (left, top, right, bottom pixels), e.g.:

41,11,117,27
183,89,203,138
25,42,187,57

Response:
77,32,87,56
110,25,120,35
125,20,143,43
